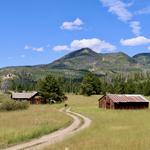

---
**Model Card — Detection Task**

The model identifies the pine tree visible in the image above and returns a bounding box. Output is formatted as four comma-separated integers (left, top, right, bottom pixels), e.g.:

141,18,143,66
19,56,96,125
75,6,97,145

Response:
37,74,67,103
80,73,101,96
143,80,150,96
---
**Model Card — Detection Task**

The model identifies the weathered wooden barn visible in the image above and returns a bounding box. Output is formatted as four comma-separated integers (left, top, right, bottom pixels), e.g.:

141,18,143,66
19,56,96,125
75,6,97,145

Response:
11,91,45,104
99,94,149,109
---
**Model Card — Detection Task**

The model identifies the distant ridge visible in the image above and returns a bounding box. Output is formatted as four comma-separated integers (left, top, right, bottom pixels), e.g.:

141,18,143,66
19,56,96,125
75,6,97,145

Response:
133,53,150,65
0,48,150,79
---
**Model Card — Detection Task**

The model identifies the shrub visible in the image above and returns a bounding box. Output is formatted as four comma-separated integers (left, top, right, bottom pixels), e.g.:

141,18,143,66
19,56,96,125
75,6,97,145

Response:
0,100,29,111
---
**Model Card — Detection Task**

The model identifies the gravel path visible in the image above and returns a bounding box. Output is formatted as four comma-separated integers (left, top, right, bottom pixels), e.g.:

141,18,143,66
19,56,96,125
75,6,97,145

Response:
5,108,91,150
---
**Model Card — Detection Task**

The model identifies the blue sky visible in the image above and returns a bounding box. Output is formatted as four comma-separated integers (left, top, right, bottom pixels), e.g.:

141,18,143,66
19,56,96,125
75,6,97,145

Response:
0,0,150,67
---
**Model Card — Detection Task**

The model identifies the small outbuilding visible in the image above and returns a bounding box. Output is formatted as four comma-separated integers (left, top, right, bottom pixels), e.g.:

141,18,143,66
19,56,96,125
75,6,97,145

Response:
11,91,45,104
99,94,149,109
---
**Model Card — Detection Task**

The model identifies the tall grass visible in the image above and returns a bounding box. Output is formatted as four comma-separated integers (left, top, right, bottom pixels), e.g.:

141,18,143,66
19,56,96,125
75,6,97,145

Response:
0,100,29,111
0,104,71,149
0,92,10,103
45,95,150,150
0,92,29,111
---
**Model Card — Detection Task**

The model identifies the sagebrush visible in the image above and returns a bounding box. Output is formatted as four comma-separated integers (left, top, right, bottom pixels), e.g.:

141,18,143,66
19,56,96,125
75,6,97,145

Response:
0,100,29,111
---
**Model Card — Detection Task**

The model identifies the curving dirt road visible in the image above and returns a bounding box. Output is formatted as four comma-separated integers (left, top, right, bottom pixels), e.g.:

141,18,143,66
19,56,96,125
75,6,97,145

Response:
5,108,91,150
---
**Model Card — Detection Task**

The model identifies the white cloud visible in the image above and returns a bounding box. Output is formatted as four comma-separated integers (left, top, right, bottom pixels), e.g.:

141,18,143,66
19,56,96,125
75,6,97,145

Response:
60,18,84,30
129,21,141,36
70,39,116,52
32,47,44,52
53,45,70,51
100,0,133,22
135,6,150,15
24,45,44,52
120,36,150,46
53,38,116,53
100,0,143,36
148,46,150,51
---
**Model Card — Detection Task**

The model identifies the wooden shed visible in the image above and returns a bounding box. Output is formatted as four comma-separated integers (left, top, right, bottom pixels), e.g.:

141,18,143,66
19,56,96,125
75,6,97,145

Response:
11,91,45,104
98,94,149,109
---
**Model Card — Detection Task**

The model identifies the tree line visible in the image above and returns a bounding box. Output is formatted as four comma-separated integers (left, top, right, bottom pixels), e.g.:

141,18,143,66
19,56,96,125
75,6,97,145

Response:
80,72,150,96
1,71,150,100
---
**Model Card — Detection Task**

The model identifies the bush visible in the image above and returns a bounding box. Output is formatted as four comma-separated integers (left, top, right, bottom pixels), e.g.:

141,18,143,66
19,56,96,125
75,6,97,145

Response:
0,100,29,111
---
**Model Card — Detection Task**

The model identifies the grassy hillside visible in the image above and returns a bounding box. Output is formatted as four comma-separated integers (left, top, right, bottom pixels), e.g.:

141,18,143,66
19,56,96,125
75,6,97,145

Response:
1,48,148,80
49,48,142,74
45,95,150,150
133,53,150,65
0,93,71,149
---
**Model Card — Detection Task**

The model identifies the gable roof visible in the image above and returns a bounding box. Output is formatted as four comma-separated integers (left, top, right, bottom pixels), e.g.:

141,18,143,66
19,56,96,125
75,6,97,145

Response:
11,91,38,99
99,94,149,103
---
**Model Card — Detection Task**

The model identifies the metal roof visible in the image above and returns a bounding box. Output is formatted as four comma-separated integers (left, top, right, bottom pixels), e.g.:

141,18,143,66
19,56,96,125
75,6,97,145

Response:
107,94,149,103
12,91,38,99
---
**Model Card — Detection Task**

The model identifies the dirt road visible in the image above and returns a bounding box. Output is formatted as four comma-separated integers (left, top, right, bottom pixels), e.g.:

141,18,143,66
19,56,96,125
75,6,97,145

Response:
5,108,91,150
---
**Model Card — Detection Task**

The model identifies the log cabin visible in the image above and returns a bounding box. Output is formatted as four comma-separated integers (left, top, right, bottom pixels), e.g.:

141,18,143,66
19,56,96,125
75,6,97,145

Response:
11,91,45,104
99,94,149,109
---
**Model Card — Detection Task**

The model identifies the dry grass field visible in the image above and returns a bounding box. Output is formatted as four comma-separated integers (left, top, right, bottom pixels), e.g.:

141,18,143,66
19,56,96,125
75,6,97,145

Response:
0,93,71,149
45,95,150,150
1,93,150,150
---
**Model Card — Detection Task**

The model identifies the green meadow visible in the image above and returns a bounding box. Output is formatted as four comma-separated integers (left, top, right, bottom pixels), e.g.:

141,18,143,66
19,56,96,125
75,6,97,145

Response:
1,93,150,150
0,93,71,149
45,95,150,150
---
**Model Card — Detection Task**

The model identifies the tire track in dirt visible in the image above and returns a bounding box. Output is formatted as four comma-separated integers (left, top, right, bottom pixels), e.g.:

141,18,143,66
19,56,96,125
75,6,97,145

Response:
5,107,91,150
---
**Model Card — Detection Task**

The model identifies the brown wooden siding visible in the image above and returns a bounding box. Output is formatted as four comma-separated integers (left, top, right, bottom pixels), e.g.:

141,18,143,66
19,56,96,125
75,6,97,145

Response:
99,96,115,109
99,95,149,109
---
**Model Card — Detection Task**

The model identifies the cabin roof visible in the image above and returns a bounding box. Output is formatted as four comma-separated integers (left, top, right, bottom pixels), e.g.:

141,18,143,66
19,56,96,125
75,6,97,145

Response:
99,94,149,103
11,91,38,99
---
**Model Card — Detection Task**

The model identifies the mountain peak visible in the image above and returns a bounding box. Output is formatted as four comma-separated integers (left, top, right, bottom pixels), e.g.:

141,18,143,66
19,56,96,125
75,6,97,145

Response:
1,48,147,79
62,48,98,59
48,48,140,73
79,48,95,53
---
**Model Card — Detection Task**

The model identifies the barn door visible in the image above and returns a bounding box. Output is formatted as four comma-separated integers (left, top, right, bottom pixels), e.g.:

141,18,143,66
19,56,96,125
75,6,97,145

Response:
106,101,111,109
